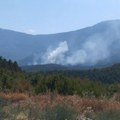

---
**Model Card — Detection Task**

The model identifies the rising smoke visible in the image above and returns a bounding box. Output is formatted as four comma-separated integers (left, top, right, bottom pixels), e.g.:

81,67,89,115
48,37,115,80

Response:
41,41,68,64
38,21,120,66
42,36,111,65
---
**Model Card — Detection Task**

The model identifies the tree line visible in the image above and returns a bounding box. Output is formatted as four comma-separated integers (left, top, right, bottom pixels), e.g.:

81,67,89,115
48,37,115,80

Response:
0,56,120,97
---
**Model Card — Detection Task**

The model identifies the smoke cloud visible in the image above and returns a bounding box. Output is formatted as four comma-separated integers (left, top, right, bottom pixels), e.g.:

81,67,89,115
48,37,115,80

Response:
38,21,120,66
42,41,68,64
42,36,111,66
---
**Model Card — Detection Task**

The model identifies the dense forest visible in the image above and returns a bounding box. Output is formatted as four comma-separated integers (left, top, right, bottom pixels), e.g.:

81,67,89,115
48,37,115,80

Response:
0,57,21,72
0,56,120,97
0,57,30,92
59,64,120,84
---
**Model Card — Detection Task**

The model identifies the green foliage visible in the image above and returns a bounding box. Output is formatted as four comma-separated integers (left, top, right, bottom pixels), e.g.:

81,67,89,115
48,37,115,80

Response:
0,97,10,119
61,63,120,84
43,104,76,120
0,97,76,120
0,56,21,72
31,73,107,97
91,110,120,120
0,57,31,92
1,56,120,97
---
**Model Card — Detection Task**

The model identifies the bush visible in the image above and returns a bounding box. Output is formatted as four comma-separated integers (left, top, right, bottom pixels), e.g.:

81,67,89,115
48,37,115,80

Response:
43,104,76,120
0,97,10,119
91,110,120,120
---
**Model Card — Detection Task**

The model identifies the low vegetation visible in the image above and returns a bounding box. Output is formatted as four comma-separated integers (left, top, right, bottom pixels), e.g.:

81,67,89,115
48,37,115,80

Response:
0,93,120,120
1,57,120,119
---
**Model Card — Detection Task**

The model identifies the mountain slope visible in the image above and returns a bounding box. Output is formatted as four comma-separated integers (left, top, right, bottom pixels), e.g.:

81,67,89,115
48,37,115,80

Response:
22,62,120,84
0,20,120,67
22,64,68,72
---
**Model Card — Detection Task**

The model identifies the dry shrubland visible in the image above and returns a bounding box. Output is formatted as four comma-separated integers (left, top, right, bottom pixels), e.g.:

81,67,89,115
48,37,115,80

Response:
1,92,120,112
1,92,120,120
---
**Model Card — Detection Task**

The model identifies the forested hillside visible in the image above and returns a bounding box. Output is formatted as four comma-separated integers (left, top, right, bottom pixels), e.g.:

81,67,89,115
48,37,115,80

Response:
62,63,120,84
0,56,21,72
24,63,120,84
0,57,30,92
0,56,120,97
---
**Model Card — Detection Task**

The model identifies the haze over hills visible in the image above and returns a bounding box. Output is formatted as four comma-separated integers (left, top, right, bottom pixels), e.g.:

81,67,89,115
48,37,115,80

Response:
0,20,120,67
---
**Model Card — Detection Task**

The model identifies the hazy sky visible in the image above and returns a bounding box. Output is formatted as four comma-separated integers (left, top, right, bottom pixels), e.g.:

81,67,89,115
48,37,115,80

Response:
0,0,120,34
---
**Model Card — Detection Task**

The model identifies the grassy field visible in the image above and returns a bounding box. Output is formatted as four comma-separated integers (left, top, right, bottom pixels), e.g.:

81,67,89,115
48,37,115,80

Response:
0,92,120,120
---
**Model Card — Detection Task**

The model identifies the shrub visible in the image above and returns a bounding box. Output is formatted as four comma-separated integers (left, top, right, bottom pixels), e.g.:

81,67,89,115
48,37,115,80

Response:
43,104,76,120
91,110,120,120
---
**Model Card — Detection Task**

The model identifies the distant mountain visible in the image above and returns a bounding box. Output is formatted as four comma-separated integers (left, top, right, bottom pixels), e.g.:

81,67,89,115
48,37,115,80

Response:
22,64,68,72
21,62,116,72
1,20,120,67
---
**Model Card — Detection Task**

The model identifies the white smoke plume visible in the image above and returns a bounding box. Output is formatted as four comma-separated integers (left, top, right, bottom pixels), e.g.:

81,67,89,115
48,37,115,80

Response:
66,35,110,65
40,21,120,66
42,41,68,64
42,33,112,66
41,38,117,66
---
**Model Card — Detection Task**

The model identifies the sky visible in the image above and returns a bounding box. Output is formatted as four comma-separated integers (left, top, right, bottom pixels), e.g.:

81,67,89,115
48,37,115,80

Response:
0,0,120,34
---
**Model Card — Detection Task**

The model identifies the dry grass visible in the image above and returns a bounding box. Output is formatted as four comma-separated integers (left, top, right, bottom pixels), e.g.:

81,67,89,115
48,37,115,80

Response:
1,92,120,120
0,92,28,102
1,92,120,113
32,94,120,113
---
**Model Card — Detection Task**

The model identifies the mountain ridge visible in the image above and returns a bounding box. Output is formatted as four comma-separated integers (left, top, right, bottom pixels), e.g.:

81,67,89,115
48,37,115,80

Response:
0,19,120,67
1,19,120,35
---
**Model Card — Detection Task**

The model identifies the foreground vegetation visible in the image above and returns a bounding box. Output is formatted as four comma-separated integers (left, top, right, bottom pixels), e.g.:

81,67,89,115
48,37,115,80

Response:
0,93,120,120
0,56,120,98
1,57,120,119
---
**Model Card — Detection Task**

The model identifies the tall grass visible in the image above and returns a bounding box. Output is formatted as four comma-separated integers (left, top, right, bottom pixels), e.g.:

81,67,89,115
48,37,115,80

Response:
0,92,120,120
0,94,77,120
